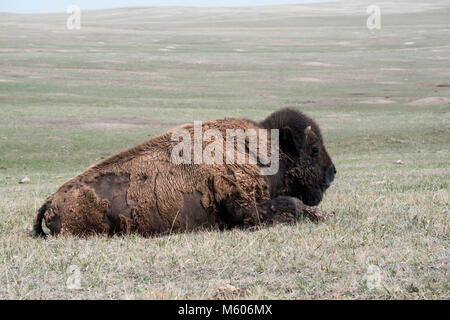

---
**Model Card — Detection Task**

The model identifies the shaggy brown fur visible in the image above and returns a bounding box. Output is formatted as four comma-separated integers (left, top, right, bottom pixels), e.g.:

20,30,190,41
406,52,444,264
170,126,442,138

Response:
34,109,336,237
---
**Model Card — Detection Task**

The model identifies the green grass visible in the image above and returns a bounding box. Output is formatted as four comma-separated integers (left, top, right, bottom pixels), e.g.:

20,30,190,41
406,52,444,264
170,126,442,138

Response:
0,0,449,299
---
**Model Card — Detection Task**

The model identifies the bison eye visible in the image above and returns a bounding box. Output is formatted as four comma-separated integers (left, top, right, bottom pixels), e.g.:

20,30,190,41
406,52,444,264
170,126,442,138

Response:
311,147,319,156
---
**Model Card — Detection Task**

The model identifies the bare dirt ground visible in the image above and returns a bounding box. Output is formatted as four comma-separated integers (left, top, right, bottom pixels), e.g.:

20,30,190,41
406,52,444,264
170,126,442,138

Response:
23,118,181,130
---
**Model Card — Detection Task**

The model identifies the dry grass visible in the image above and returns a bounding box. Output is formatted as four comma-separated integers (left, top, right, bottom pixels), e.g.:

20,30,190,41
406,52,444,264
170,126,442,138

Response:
1,170,448,299
0,0,449,299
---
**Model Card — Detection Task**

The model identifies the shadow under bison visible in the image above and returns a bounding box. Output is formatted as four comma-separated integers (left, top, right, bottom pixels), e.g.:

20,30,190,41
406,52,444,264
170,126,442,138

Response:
34,108,336,237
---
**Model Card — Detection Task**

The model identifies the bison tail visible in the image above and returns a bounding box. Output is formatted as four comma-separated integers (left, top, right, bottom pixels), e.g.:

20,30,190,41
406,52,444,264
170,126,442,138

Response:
33,202,49,238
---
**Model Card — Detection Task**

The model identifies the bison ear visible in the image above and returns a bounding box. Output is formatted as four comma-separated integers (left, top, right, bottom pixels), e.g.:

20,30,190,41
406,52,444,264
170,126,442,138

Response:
279,126,300,158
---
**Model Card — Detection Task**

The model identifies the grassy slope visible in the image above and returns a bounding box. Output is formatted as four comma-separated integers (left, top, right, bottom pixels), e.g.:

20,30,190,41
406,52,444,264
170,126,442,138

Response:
0,0,449,299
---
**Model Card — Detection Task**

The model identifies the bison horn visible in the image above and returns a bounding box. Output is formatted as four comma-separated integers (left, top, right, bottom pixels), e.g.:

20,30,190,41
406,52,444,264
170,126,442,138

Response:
304,126,312,138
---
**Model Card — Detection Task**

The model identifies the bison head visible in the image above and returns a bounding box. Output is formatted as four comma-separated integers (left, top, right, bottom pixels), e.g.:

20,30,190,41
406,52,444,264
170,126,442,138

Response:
260,108,336,206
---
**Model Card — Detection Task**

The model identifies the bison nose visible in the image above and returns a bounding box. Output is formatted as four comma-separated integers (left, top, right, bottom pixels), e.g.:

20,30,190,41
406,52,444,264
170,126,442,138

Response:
327,164,336,183
331,164,336,175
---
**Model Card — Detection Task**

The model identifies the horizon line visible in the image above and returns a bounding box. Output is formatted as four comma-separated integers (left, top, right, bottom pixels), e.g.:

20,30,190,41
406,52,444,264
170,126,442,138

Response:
0,0,339,15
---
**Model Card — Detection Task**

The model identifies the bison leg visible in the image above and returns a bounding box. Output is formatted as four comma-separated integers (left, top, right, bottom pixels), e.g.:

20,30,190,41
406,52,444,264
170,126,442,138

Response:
257,196,305,225
220,196,308,229
219,196,301,228
258,196,333,224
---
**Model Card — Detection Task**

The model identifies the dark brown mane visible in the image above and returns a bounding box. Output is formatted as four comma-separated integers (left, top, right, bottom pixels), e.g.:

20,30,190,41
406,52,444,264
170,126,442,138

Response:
259,108,322,141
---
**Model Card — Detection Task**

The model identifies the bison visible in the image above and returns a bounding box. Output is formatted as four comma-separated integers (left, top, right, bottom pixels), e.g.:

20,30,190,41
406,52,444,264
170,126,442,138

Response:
33,108,336,237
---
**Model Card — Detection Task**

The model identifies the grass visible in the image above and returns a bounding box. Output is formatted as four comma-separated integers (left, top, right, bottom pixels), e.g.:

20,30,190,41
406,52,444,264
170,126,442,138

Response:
0,0,449,299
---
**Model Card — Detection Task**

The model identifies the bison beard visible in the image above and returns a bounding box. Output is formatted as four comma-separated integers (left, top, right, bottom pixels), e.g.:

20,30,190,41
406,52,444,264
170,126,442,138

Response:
33,109,336,237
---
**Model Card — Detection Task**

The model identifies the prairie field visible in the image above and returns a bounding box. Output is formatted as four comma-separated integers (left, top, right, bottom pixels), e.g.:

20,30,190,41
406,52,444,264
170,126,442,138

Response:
0,0,449,299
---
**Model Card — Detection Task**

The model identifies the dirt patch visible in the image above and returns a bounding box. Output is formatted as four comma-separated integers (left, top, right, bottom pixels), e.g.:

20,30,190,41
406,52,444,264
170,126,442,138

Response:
288,77,323,82
360,98,395,105
89,59,123,64
214,285,247,300
24,118,182,131
380,68,404,71
378,81,403,85
408,97,450,106
302,61,340,67
284,99,316,105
